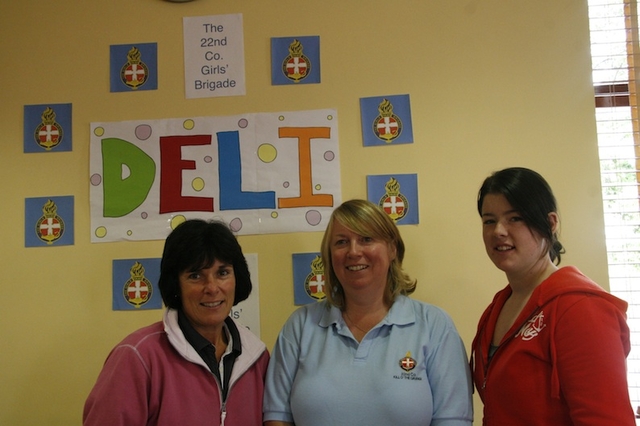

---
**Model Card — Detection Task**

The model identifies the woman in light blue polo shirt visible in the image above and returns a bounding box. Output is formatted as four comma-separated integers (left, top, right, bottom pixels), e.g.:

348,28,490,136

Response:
264,199,473,426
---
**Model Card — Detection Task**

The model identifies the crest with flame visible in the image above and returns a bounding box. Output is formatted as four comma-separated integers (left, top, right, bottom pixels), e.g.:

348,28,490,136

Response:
120,47,149,89
399,351,417,372
304,255,326,300
378,177,408,221
35,199,65,244
34,107,63,151
123,262,153,308
282,39,311,83
373,99,402,143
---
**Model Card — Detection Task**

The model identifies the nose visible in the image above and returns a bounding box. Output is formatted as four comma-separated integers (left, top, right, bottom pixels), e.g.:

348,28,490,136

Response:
202,273,219,293
347,240,362,256
493,220,507,236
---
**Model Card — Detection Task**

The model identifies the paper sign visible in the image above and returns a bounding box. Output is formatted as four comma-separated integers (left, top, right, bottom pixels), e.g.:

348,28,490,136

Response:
367,174,419,225
25,196,75,247
24,103,72,153
360,94,414,146
90,109,340,242
292,252,326,305
183,14,245,99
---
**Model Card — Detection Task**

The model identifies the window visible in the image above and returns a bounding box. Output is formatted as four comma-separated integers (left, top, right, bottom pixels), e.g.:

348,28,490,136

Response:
588,0,640,412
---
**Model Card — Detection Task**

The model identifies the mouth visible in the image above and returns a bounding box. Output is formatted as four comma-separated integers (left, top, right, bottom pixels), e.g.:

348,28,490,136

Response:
347,265,368,271
201,301,224,308
495,245,514,252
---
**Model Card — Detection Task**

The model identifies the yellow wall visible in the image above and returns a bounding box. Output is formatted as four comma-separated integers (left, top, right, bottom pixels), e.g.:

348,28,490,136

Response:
0,0,606,424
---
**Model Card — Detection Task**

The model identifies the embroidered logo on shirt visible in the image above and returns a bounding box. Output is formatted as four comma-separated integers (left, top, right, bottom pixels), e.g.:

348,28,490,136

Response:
393,351,423,381
399,351,416,372
516,311,546,341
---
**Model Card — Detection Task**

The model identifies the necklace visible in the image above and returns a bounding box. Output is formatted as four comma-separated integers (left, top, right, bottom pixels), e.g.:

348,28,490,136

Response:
343,311,368,334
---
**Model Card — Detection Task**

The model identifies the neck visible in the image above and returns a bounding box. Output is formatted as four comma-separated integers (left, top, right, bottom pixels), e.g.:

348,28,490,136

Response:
507,260,558,296
343,299,389,337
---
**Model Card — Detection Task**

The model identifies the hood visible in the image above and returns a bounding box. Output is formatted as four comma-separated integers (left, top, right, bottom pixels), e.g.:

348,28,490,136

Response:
534,266,627,315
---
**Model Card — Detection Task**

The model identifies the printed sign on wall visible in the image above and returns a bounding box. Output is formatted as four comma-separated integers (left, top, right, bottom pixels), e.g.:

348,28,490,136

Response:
367,174,419,225
112,258,163,311
360,94,414,147
183,14,245,99
293,252,326,305
271,36,321,85
25,196,74,247
110,43,158,92
90,109,340,242
24,103,72,153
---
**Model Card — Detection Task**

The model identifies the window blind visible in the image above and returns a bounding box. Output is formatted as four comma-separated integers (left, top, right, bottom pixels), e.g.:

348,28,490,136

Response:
589,0,640,411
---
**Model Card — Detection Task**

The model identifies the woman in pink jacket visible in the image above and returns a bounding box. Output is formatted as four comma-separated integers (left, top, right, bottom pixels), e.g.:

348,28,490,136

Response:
84,219,269,426
471,167,635,425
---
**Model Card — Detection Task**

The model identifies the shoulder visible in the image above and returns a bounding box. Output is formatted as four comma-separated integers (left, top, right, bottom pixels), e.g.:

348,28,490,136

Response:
541,266,627,316
116,321,166,349
275,301,334,343
397,296,454,322
100,321,169,376
284,300,330,326
392,296,459,333
233,319,267,355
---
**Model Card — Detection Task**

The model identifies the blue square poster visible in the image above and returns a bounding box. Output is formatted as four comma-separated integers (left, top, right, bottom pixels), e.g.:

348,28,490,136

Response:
112,258,163,310
292,252,326,305
367,174,419,225
271,36,321,85
110,43,158,92
360,94,414,146
25,196,74,247
23,103,72,153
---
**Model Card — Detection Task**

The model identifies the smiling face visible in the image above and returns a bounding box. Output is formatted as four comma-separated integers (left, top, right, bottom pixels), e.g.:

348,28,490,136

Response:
481,193,557,282
179,258,236,342
329,220,396,300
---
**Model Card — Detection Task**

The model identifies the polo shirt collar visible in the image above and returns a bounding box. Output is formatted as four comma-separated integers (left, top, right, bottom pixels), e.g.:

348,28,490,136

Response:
319,295,415,328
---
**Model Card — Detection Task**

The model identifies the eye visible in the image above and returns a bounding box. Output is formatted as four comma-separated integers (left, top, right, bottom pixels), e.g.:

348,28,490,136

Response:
218,267,232,277
334,238,347,246
361,236,374,243
482,218,495,225
186,271,201,280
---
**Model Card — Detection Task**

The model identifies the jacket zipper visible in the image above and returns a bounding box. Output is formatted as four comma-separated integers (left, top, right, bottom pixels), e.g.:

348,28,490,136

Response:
220,402,227,426
481,307,540,390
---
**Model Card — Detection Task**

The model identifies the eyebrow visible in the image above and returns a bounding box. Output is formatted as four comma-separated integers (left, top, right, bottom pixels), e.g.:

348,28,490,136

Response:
481,209,519,217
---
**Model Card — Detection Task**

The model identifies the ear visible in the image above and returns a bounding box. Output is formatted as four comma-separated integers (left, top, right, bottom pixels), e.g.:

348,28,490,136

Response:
388,242,397,261
548,212,559,234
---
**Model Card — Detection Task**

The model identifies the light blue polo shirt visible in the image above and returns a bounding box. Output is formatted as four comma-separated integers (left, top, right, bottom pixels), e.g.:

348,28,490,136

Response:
263,295,473,426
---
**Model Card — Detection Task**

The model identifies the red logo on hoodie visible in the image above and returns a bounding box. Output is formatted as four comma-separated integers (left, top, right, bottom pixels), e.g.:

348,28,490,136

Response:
516,311,546,341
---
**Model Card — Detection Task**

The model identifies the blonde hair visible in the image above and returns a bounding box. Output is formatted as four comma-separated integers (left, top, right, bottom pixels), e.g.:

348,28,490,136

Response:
320,199,416,309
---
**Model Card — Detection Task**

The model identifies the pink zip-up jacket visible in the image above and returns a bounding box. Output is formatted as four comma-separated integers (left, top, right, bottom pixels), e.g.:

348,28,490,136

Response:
471,266,634,426
83,309,269,426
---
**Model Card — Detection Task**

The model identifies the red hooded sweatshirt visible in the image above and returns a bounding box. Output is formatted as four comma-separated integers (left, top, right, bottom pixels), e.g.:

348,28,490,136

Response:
471,266,635,426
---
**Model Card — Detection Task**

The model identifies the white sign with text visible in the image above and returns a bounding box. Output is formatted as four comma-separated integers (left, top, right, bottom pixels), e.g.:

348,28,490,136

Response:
183,13,246,99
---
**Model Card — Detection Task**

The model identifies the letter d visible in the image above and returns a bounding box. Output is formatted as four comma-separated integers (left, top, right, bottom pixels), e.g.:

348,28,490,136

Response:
101,138,155,217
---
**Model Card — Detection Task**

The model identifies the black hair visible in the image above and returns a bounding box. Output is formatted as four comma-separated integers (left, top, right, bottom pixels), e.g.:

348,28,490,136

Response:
477,167,565,264
158,219,252,309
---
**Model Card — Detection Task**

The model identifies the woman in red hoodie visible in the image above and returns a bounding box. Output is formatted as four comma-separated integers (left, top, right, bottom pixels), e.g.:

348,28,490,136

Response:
471,167,635,426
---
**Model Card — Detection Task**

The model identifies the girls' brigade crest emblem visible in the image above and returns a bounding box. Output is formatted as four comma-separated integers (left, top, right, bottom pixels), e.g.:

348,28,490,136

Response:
34,107,63,151
373,99,402,143
379,177,408,221
399,351,416,372
35,199,65,245
304,255,326,301
282,39,311,83
120,46,149,90
123,262,153,308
